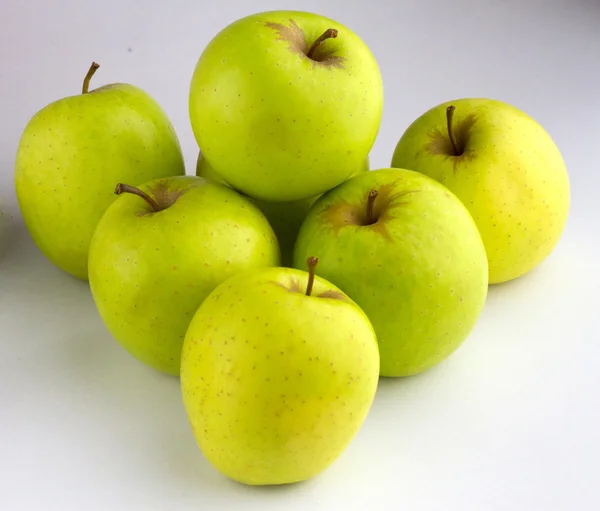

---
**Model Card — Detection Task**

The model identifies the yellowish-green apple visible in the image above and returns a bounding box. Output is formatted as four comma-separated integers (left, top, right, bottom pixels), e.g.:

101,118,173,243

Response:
189,10,383,202
390,98,570,284
180,257,379,485
293,168,489,377
15,62,185,280
88,175,280,375
196,150,369,265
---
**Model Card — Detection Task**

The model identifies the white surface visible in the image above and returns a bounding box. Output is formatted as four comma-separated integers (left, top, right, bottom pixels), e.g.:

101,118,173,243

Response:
1,0,599,509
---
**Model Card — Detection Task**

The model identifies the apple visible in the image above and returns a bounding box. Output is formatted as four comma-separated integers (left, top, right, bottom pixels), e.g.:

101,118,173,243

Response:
390,98,570,284
196,150,370,265
88,175,280,376
180,257,380,485
293,168,489,377
189,10,383,202
14,62,185,280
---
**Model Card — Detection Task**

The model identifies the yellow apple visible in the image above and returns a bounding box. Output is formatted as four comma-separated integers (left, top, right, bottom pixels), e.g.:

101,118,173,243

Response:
180,259,379,484
391,98,570,284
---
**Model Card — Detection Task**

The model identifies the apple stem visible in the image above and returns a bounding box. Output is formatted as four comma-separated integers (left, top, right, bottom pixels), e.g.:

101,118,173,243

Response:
306,28,338,59
82,62,100,94
366,189,378,224
114,183,161,212
446,105,459,156
305,256,319,296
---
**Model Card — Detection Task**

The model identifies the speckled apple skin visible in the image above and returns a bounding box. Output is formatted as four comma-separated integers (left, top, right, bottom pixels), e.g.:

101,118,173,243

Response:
391,98,570,284
180,266,380,485
189,10,383,202
293,168,489,377
196,150,369,266
88,176,280,376
15,82,185,280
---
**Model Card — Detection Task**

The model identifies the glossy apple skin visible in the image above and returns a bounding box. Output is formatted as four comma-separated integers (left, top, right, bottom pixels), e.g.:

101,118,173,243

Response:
88,176,280,376
196,151,369,266
180,266,379,485
15,81,185,280
391,98,570,284
294,168,489,377
189,10,383,202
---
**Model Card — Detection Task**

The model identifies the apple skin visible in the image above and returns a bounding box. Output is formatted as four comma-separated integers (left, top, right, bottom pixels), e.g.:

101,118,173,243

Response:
180,265,379,485
390,98,570,284
196,150,369,266
189,10,383,202
15,66,185,280
88,176,280,376
293,168,489,377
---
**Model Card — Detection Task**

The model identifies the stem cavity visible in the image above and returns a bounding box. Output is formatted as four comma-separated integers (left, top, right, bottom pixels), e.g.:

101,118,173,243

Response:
305,256,319,296
366,189,378,224
115,183,161,212
82,62,100,94
446,105,459,156
306,28,338,59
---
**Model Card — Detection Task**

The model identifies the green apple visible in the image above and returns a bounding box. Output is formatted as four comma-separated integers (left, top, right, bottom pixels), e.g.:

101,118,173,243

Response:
390,98,570,284
293,168,489,377
196,150,370,266
180,257,379,485
15,62,185,280
189,10,383,202
88,175,280,376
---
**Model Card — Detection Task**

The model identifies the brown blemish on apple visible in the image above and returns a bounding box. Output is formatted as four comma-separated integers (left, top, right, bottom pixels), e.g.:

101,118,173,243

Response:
265,19,345,69
288,278,304,293
274,279,348,301
427,113,478,174
116,180,191,215
266,19,307,54
275,278,304,294
320,181,420,241
318,289,350,302
144,180,193,212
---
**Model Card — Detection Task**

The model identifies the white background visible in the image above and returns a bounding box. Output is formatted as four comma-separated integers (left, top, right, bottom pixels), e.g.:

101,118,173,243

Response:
1,0,599,509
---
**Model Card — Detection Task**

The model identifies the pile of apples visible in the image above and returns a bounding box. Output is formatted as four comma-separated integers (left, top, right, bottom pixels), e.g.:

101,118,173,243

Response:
13,10,570,486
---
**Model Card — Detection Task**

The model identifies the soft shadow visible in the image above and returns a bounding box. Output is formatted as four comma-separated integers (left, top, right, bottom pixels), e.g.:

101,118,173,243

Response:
377,371,431,388
0,220,90,297
0,211,18,262
484,239,574,309
232,474,316,495
2,221,320,504
57,324,313,500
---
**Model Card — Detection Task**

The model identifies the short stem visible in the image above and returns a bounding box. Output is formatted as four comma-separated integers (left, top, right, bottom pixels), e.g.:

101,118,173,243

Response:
305,256,319,296
306,28,338,59
82,62,100,94
366,189,378,224
115,183,161,212
446,105,459,156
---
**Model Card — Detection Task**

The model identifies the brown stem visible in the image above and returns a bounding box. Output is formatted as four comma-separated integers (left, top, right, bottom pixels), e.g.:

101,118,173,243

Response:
366,189,378,224
115,183,161,212
306,28,338,59
305,256,319,296
446,105,459,156
82,62,100,94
